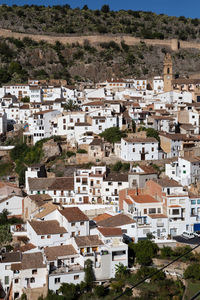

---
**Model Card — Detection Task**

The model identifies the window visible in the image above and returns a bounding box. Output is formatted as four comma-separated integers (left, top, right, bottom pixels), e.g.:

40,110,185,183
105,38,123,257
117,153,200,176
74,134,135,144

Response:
191,200,196,205
71,258,74,263
41,236,45,239
63,125,66,130
144,209,147,214
6,202,8,205
106,188,109,192
183,170,186,174
47,235,51,239
4,276,9,285
71,232,75,237
157,208,161,213
32,269,37,275
71,223,75,226
152,147,154,152
54,190,56,195
133,148,135,152
74,275,79,280
5,265,11,270
149,208,156,214
197,200,200,204
60,234,63,237
14,279,19,284
80,222,84,226
55,278,60,284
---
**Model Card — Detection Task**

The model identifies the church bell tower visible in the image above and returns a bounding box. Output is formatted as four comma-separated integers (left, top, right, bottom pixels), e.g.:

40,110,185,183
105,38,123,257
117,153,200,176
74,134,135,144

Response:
163,53,173,92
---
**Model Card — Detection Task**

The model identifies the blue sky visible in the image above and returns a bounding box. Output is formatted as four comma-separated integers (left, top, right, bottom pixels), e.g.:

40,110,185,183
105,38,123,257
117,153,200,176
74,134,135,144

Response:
0,0,200,18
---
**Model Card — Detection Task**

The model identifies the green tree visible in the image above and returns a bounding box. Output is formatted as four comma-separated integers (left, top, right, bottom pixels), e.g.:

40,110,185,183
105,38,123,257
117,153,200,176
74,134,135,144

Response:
59,283,79,300
132,120,136,133
21,96,30,103
115,263,130,280
129,240,158,266
101,5,110,13
160,246,173,258
100,127,126,143
94,285,106,297
0,224,12,246
84,259,95,290
63,100,80,112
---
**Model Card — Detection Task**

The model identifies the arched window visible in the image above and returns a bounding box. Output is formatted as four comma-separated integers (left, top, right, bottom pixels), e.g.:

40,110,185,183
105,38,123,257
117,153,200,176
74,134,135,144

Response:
167,67,170,74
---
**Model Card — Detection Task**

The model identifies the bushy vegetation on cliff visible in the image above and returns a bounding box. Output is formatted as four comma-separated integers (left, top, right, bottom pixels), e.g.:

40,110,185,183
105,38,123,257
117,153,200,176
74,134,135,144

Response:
0,4,200,41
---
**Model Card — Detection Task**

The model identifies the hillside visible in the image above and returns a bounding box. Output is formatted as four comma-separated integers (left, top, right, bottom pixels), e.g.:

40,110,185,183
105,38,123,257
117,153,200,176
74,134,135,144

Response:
0,4,199,41
0,36,200,84
0,5,200,83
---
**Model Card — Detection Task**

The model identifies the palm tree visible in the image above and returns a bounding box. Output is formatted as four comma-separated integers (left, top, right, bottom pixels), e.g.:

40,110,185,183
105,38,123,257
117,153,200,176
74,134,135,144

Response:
115,263,130,279
63,99,80,111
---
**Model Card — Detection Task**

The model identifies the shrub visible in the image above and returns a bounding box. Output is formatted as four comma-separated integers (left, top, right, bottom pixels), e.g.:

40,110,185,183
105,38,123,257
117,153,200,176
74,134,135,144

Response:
77,149,87,154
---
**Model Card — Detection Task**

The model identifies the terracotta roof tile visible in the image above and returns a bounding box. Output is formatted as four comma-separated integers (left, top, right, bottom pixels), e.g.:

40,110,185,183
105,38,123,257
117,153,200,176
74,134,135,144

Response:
74,235,104,247
21,252,46,269
93,213,112,223
29,220,67,235
97,214,135,227
60,207,89,222
98,227,122,237
148,214,168,219
131,195,159,204
44,245,77,261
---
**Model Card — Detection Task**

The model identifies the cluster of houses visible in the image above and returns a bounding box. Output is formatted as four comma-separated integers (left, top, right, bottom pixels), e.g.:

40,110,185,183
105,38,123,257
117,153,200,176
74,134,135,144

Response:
2,53,200,298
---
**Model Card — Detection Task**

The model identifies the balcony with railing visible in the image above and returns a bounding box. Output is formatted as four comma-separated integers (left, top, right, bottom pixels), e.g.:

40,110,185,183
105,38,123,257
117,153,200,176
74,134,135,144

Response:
50,263,83,275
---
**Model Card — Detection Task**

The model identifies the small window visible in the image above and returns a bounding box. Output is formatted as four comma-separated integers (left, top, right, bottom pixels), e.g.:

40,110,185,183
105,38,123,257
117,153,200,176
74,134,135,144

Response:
74,275,79,280
60,234,63,237
80,222,84,226
133,148,135,152
55,277,60,284
71,223,75,227
47,235,51,239
71,232,75,237
14,279,19,284
32,269,37,275
71,258,74,263
41,236,45,239
30,277,35,283
4,276,9,285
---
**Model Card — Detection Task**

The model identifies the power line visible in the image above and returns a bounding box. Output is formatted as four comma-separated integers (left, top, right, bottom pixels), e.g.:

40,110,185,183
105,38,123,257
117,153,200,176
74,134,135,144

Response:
113,241,200,300
190,290,200,300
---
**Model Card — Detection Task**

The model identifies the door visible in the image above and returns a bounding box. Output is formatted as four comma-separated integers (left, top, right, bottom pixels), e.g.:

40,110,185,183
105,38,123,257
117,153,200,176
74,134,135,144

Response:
83,196,89,203
141,153,145,160
157,229,160,238
170,228,177,237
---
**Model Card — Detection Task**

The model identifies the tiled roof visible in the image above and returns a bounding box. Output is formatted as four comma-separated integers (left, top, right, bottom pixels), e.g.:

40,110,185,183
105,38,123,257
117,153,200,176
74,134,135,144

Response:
98,227,122,237
21,252,46,269
104,173,128,182
93,213,112,223
28,194,52,205
82,101,104,106
75,122,91,126
28,177,74,191
44,244,77,261
148,214,168,219
131,195,159,204
74,235,104,247
33,110,54,115
60,207,89,222
124,198,133,205
29,220,67,235
14,243,36,253
34,202,57,219
159,132,199,141
152,178,181,187
123,137,157,143
1,252,22,263
97,214,135,227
